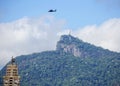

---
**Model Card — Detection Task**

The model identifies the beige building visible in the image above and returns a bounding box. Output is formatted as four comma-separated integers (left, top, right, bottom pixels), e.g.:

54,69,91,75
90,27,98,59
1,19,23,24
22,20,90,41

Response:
3,57,20,86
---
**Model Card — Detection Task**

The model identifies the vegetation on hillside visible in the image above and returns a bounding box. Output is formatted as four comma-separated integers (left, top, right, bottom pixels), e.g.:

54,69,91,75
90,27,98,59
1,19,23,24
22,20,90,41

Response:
0,35,120,86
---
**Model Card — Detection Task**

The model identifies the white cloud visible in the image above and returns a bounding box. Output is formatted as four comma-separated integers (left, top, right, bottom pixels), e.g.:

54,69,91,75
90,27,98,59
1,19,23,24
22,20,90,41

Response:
0,15,66,69
73,18,120,52
0,16,120,70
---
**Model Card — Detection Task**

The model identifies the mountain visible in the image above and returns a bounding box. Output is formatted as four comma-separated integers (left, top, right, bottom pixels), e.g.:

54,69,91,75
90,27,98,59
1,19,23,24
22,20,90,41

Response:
0,35,120,86
56,35,117,58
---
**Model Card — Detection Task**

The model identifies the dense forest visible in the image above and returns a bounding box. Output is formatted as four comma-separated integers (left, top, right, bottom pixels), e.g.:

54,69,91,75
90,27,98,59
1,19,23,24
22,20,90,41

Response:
0,35,120,86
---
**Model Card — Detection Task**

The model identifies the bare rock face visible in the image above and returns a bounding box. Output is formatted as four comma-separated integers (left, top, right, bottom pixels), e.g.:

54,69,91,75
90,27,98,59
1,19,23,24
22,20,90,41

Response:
58,43,81,57
56,35,82,57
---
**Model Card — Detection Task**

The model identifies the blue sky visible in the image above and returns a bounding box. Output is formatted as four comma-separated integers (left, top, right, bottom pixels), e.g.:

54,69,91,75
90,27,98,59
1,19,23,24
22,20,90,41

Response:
0,0,120,69
0,0,120,28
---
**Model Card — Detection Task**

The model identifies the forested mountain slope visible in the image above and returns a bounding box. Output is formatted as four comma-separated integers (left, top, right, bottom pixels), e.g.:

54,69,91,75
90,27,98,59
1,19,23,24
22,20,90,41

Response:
0,35,120,86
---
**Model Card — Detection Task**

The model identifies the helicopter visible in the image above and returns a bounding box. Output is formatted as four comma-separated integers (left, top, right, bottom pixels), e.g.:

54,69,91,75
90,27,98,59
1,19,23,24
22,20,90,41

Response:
48,9,57,12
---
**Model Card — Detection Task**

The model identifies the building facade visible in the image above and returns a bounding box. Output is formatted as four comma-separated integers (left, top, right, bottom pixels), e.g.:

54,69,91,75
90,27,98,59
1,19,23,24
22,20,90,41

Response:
3,57,20,86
